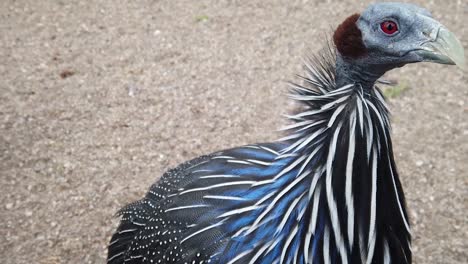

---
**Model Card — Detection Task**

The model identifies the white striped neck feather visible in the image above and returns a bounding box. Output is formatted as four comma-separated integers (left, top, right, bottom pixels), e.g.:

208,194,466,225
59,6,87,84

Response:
281,47,412,263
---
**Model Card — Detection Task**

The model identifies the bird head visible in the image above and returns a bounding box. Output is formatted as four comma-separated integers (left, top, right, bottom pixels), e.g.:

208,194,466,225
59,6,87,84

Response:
333,2,465,75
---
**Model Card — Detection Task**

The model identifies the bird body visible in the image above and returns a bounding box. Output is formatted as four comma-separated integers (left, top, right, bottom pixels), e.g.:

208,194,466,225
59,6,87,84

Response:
108,3,464,264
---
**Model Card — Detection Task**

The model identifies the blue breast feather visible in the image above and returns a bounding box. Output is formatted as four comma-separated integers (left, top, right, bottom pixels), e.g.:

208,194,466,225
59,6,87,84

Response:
162,142,327,263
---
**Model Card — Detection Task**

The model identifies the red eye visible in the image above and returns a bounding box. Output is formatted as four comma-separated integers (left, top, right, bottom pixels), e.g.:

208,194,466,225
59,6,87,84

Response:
380,21,398,35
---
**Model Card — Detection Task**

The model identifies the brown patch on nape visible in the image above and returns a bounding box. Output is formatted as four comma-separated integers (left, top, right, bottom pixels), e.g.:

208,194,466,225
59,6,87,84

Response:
333,13,367,58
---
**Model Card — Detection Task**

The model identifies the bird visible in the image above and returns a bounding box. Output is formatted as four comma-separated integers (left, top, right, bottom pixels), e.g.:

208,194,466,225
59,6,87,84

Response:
107,2,465,264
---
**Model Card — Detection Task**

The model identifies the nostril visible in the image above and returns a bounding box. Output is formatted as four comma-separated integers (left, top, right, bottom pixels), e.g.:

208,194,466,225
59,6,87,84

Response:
422,28,439,42
422,31,431,38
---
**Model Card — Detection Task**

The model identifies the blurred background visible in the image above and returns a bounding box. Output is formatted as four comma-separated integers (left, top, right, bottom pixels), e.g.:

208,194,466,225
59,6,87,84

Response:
1,0,466,263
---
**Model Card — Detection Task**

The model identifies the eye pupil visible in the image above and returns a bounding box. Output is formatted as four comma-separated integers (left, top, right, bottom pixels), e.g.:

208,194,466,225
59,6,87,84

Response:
381,21,398,35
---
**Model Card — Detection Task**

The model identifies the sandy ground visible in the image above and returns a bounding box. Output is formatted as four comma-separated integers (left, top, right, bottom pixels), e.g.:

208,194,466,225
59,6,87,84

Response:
1,0,467,263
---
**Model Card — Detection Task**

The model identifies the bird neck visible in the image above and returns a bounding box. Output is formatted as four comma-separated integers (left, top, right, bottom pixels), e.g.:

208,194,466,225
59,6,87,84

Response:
284,84,411,263
335,54,389,89
281,48,412,262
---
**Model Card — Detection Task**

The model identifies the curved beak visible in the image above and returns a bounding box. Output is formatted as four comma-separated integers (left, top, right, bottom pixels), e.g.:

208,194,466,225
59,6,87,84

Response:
416,26,465,70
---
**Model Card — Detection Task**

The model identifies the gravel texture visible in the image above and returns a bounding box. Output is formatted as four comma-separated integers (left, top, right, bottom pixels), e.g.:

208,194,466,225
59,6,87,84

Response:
1,1,467,263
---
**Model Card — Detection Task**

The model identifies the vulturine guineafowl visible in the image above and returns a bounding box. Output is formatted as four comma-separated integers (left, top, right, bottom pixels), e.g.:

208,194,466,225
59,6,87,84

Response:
108,2,465,264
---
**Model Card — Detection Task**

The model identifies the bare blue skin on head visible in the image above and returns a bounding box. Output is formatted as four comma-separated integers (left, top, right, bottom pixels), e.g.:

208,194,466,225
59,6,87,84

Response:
336,2,465,88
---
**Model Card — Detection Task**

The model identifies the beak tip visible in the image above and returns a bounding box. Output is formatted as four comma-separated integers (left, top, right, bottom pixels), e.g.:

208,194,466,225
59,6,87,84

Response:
457,57,466,71
453,53,466,71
